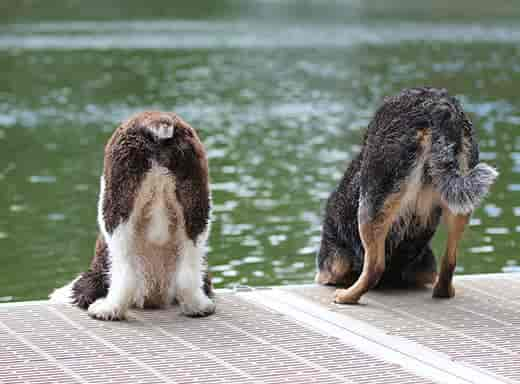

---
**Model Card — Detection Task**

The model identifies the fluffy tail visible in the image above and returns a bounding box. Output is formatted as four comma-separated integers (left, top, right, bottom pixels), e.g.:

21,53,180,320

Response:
49,271,108,309
425,95,499,215
48,276,80,305
435,162,498,215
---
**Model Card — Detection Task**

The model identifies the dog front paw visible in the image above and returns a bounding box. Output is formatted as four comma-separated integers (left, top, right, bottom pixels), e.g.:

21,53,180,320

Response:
88,298,127,321
334,288,361,305
180,295,216,317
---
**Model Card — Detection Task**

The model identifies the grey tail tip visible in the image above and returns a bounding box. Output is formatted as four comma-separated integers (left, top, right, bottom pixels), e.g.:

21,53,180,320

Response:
441,163,499,215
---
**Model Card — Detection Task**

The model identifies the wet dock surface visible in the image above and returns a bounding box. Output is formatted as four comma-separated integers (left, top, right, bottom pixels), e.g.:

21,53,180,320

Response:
1,273,519,384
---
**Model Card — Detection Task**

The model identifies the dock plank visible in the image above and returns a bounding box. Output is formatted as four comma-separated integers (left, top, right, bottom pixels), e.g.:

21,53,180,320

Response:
0,274,518,384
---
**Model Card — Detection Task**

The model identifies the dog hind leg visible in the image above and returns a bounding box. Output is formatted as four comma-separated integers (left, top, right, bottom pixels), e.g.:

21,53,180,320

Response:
70,235,110,309
402,245,438,288
432,209,469,298
175,240,216,317
335,193,401,304
87,221,140,321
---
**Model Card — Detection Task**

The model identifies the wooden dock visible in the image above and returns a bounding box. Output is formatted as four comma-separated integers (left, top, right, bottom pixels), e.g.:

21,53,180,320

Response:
1,273,519,384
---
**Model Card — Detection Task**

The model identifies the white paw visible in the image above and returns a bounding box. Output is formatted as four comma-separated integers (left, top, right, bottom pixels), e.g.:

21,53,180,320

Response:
149,123,174,139
87,298,127,321
180,295,216,317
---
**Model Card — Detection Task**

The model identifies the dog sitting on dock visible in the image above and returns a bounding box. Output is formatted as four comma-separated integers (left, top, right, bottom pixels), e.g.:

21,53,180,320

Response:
316,87,498,304
50,112,215,320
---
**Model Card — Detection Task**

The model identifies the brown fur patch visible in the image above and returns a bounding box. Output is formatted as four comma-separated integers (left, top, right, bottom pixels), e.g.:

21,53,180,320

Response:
173,116,211,242
416,128,431,147
458,134,472,174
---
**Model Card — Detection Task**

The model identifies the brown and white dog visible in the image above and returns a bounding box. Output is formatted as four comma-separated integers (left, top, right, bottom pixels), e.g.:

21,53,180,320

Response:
50,112,215,320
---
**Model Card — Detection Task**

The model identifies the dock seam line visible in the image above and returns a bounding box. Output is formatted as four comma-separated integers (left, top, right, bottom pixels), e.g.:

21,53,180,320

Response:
239,290,463,384
364,296,519,383
241,289,511,384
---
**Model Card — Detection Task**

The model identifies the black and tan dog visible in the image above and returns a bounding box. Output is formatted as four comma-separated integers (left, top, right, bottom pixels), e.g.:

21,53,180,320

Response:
316,87,498,304
50,112,215,320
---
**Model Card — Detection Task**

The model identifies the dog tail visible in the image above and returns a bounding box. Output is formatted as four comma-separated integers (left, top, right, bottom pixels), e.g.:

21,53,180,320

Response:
434,161,498,215
49,271,108,309
429,101,498,215
48,275,80,305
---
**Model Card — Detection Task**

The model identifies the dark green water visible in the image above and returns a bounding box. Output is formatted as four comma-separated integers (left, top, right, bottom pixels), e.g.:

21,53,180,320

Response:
1,1,519,302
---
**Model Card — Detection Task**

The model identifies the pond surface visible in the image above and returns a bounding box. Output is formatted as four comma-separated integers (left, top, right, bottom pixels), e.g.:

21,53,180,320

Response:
1,1,519,301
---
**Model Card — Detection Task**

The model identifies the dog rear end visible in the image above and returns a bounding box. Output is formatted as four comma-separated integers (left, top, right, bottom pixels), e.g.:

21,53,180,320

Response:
331,87,498,304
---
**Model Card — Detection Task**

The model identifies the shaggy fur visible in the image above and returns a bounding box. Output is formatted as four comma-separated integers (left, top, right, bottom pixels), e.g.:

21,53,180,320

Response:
50,112,215,320
316,87,498,304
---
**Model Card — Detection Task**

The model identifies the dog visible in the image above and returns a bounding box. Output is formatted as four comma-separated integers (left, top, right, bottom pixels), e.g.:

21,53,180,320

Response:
50,111,215,320
316,87,498,304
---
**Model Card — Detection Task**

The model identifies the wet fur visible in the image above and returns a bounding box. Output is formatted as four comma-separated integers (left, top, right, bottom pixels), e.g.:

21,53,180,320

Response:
317,88,498,302
50,112,215,319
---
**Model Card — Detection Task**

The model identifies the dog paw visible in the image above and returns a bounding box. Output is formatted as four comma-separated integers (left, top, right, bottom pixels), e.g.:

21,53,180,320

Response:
149,122,174,139
334,288,361,305
87,298,127,321
180,295,216,317
432,283,455,299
